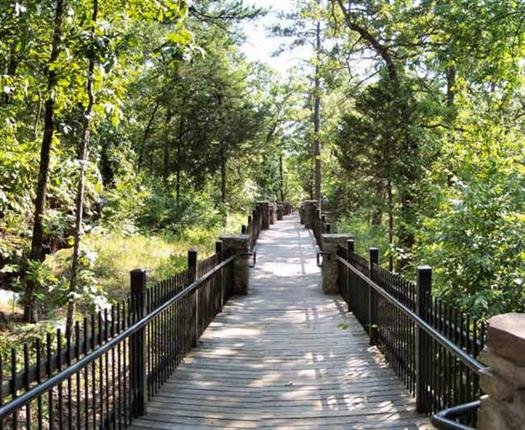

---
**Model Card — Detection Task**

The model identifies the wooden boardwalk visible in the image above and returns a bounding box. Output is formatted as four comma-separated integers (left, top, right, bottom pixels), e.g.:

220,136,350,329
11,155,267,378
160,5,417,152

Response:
130,215,430,429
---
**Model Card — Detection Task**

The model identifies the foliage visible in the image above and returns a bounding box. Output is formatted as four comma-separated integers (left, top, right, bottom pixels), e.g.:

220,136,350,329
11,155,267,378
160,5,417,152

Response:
320,0,525,318
1,0,523,326
0,0,291,322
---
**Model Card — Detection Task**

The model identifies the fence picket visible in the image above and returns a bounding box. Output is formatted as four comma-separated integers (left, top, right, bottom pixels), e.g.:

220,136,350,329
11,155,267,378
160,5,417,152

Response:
335,245,485,427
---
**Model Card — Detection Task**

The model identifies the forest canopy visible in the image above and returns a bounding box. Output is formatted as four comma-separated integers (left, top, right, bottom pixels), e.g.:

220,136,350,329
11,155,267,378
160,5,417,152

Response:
0,0,523,330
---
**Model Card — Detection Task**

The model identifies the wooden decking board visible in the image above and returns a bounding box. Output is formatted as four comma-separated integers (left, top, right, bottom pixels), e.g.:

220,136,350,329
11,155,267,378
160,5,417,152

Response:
131,215,430,429
150,384,413,398
152,394,416,407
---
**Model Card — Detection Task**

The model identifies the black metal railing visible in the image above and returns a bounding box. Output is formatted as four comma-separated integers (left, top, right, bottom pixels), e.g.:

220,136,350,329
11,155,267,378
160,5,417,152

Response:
334,241,486,427
312,206,332,249
431,401,481,429
0,201,270,430
0,251,236,429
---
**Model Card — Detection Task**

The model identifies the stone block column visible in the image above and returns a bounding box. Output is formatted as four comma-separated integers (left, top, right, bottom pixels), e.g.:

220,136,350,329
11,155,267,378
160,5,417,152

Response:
478,313,525,430
277,204,284,220
302,200,318,230
258,202,270,230
219,235,251,295
321,234,352,294
269,203,277,225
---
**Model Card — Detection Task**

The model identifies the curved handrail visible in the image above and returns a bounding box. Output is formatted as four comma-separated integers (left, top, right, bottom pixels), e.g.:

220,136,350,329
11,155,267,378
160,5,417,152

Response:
431,401,480,430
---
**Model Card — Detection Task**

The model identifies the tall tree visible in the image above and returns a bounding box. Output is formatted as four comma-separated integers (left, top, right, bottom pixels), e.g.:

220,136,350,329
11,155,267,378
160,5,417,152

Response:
66,0,99,334
312,2,322,205
273,0,328,204
24,0,67,322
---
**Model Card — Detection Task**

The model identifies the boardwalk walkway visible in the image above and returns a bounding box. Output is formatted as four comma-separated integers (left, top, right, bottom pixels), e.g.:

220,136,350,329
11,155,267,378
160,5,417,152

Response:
130,215,429,429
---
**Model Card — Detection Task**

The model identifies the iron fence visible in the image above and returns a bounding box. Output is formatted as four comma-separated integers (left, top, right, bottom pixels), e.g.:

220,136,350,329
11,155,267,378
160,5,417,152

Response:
312,206,331,249
335,243,486,427
0,251,237,429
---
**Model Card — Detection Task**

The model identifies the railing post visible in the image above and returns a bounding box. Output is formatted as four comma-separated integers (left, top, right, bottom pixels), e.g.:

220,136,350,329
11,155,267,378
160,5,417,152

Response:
216,241,224,312
219,235,251,295
301,200,317,229
368,248,379,346
247,215,253,247
346,239,355,312
241,225,247,234
325,223,331,234
188,250,198,346
252,209,257,240
416,265,432,414
321,234,353,294
130,269,147,417
259,202,270,230
277,204,283,220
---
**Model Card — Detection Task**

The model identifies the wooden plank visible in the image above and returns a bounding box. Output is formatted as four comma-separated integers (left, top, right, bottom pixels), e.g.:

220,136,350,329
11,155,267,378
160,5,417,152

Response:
134,215,431,429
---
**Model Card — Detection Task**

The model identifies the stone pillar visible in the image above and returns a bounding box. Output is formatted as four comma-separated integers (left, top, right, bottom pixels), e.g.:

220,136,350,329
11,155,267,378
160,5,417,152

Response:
219,235,251,295
258,201,270,230
321,234,353,294
302,200,318,230
277,204,284,220
269,203,277,224
478,313,525,430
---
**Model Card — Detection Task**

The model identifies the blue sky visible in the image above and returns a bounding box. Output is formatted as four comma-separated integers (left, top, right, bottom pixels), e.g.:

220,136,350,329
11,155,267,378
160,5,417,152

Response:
239,0,312,76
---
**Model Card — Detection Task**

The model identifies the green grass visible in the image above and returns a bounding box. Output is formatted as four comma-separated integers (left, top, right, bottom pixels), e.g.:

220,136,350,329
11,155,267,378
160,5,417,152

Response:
336,215,390,261
49,212,246,302
0,212,247,363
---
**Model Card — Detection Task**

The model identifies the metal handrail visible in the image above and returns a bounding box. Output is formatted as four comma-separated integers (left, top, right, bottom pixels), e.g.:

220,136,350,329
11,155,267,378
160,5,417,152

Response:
316,251,331,267
0,254,236,419
431,401,480,430
335,254,485,373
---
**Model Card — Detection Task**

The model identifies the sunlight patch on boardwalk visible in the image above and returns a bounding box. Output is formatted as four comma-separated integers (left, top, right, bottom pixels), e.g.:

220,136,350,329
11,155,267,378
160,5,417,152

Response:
130,215,430,429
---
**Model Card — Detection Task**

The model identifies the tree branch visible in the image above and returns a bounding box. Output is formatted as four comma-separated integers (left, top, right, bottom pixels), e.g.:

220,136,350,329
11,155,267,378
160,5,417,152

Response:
334,0,398,82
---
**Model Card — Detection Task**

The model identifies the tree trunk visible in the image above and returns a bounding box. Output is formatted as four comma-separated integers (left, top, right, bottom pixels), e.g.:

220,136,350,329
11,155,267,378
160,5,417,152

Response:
163,108,172,185
66,0,98,336
24,0,66,323
220,148,226,204
175,111,185,208
387,179,394,271
446,67,456,107
279,152,285,202
372,181,383,226
313,16,322,207
138,101,160,168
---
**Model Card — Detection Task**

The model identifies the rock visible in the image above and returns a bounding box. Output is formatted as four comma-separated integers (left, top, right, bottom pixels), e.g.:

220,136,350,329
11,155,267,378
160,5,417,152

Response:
478,395,511,430
479,368,515,401
219,235,251,295
504,398,525,430
477,396,510,430
302,200,318,230
321,234,353,294
487,313,525,365
479,348,525,389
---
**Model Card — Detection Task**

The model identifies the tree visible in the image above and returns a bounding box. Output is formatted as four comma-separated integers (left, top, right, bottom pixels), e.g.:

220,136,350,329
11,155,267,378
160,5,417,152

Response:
273,0,330,205
66,0,99,334
24,0,67,322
